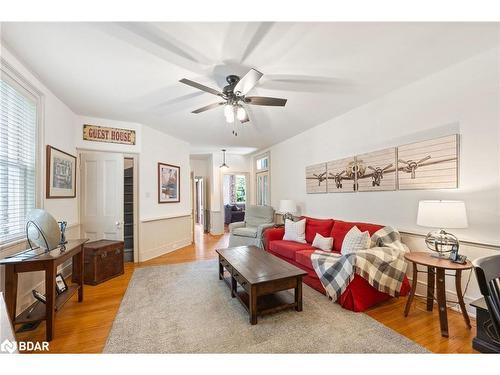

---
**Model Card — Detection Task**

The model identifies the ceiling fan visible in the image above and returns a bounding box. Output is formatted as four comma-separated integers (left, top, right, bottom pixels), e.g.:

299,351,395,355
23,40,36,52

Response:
179,68,287,127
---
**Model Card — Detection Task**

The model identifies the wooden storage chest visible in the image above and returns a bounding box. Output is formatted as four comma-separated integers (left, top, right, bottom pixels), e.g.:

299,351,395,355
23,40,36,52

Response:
79,240,124,285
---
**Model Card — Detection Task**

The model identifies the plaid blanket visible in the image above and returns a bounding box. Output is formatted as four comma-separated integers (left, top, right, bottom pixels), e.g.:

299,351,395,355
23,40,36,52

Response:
311,226,409,302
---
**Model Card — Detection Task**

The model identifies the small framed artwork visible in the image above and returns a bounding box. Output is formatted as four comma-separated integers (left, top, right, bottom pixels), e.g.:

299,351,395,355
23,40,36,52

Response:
158,162,180,203
55,273,68,295
46,145,77,198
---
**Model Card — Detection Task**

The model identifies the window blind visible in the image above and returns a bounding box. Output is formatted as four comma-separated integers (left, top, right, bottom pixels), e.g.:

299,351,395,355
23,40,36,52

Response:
0,75,37,246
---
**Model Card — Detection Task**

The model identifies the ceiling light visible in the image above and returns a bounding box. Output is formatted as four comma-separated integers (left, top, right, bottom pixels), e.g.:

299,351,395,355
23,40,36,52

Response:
224,104,234,123
220,149,229,169
236,106,246,121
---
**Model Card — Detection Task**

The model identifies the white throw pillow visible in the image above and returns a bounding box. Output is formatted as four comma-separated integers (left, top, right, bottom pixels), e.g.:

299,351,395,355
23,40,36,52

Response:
283,219,306,243
341,226,371,255
312,233,334,251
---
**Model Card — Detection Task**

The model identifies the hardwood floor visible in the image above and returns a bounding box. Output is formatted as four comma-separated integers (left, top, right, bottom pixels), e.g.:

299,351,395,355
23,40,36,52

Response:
15,226,476,354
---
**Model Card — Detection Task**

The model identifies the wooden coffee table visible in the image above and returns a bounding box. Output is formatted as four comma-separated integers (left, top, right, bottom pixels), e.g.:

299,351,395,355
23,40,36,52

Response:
216,246,307,325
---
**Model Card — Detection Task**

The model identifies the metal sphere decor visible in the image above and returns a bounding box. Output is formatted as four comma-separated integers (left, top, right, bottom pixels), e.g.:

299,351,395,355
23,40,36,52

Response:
26,209,61,252
424,229,460,256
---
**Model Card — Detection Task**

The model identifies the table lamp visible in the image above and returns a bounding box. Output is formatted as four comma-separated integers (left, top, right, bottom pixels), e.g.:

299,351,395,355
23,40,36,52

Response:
279,200,296,222
417,200,468,258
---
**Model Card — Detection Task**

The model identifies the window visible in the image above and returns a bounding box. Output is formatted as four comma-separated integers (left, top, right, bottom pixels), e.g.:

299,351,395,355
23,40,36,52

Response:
0,70,39,246
256,155,269,171
255,152,270,206
223,174,246,205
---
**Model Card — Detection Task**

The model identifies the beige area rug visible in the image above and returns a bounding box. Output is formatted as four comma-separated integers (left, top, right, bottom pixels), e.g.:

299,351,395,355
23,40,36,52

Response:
104,260,428,353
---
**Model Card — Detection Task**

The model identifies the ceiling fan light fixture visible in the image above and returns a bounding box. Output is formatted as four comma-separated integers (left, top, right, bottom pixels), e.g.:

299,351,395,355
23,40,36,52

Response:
236,106,246,121
224,104,235,123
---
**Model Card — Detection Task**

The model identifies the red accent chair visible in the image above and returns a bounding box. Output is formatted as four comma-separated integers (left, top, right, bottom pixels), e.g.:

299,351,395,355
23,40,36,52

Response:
263,217,410,312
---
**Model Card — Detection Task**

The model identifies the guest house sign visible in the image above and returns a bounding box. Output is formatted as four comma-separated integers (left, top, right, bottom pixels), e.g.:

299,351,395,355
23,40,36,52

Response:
83,124,136,145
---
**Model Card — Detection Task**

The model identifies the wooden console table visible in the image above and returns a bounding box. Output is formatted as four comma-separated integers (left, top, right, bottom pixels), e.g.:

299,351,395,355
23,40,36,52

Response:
0,239,88,341
403,251,473,337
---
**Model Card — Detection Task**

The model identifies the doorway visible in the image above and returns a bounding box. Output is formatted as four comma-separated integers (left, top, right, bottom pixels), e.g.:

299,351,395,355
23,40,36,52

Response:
123,157,134,262
194,176,208,233
80,151,137,263
222,173,248,229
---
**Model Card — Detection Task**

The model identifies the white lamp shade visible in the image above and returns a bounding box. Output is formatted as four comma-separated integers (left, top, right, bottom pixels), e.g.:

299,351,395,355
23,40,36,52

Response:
417,200,468,229
279,200,296,214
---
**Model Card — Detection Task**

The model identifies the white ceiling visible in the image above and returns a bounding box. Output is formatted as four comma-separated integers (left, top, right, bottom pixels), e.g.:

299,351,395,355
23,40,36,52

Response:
1,22,498,154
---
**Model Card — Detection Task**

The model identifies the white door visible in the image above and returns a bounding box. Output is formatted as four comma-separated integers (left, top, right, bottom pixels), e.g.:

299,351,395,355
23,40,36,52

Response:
80,151,124,241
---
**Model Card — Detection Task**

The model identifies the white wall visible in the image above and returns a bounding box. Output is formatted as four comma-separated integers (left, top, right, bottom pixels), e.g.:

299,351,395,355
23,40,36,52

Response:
1,43,80,313
190,157,210,180
267,47,500,246
263,47,500,313
140,125,191,220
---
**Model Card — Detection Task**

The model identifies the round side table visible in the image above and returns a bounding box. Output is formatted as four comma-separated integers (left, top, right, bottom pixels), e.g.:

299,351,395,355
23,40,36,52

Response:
404,251,473,338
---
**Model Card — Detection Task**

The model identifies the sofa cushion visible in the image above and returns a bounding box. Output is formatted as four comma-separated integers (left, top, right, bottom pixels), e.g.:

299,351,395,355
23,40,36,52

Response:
283,218,306,243
312,233,334,251
331,220,384,252
295,249,315,270
304,217,335,244
341,226,371,255
232,226,257,238
268,240,315,260
245,205,274,227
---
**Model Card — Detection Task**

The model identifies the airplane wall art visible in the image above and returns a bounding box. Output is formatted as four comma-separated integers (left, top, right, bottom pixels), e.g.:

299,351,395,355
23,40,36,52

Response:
304,134,459,193
305,162,327,193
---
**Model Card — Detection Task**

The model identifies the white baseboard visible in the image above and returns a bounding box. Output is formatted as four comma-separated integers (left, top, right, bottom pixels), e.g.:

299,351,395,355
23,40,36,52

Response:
138,238,192,262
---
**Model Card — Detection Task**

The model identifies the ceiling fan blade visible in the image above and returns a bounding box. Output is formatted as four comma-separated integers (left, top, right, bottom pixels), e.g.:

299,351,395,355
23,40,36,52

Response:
246,96,287,106
260,74,354,93
191,102,225,114
234,68,263,96
179,78,223,97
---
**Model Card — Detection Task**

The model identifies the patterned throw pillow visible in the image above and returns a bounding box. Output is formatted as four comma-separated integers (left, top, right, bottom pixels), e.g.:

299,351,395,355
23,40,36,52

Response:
341,226,371,255
312,233,334,251
283,218,307,243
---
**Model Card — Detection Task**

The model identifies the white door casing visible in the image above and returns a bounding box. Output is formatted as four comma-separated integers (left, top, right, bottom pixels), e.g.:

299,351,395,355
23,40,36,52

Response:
80,151,124,241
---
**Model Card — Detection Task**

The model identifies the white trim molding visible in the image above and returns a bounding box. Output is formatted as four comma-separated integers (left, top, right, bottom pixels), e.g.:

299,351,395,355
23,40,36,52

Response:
140,212,192,223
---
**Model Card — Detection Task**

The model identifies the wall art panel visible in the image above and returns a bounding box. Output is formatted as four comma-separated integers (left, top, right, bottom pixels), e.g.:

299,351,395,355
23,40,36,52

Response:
305,163,327,193
327,157,356,193
356,148,397,192
397,134,458,190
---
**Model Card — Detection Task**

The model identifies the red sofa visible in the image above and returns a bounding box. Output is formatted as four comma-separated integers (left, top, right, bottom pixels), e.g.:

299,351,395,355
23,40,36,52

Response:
263,217,411,312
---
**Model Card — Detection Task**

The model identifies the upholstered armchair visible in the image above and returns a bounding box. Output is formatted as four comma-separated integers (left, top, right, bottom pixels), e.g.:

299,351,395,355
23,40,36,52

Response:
228,205,275,248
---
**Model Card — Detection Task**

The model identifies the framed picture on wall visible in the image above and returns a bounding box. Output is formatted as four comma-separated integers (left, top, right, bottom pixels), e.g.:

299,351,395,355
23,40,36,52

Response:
158,162,180,203
46,145,77,198
397,134,459,190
